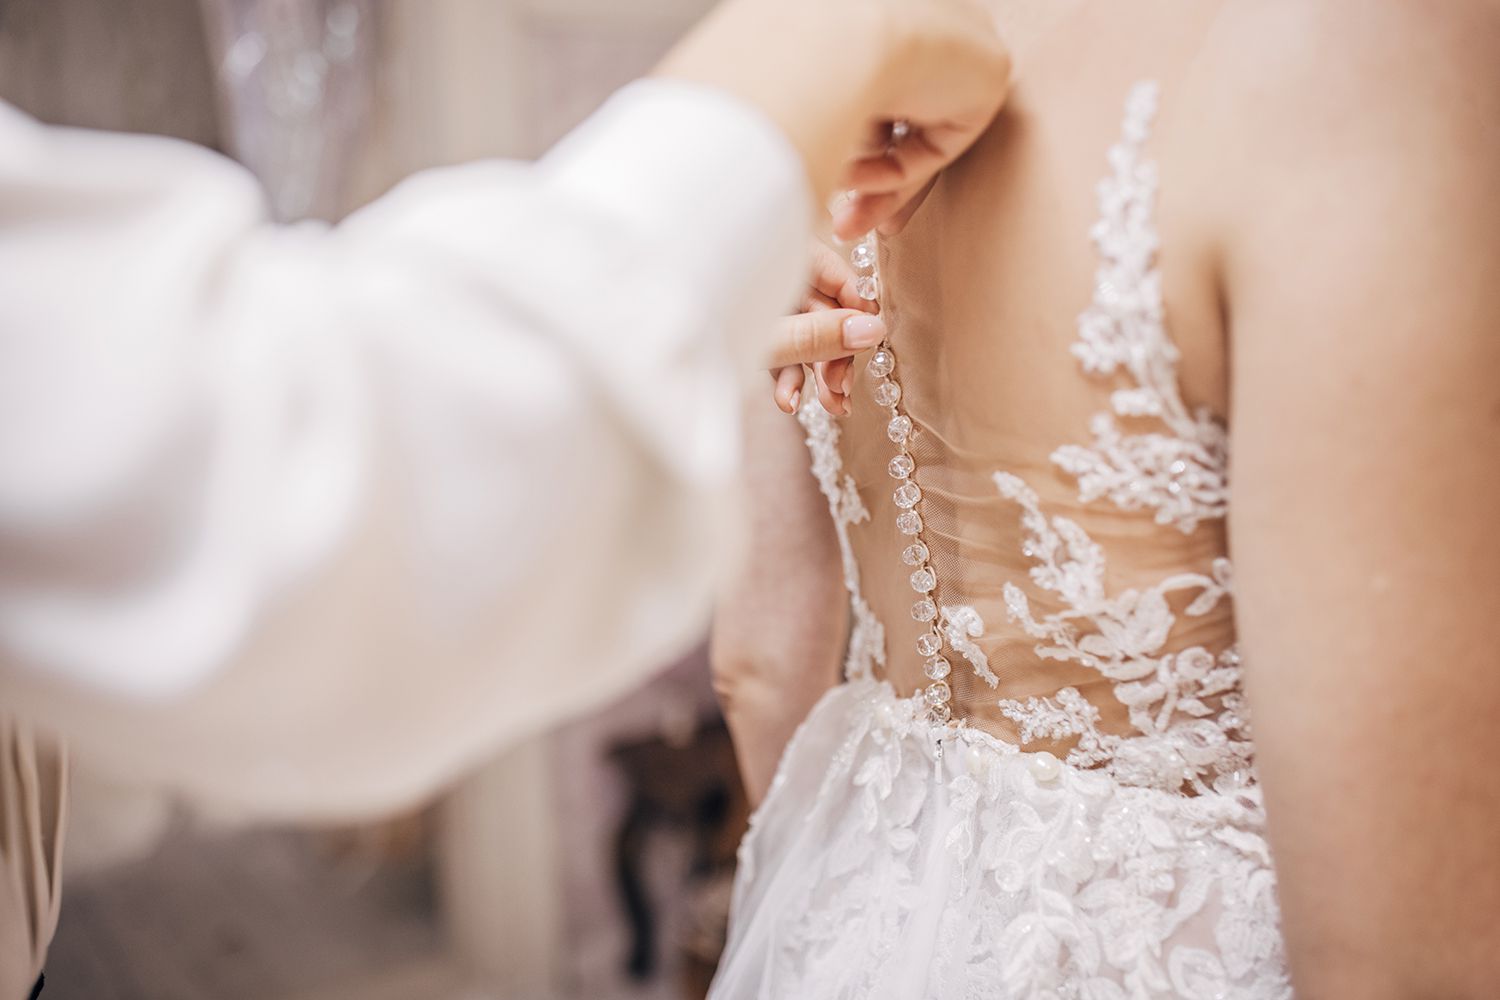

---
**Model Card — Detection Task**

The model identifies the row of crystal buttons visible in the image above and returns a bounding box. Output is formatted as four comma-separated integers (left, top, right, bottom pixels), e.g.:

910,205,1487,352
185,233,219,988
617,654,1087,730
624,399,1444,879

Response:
852,230,954,724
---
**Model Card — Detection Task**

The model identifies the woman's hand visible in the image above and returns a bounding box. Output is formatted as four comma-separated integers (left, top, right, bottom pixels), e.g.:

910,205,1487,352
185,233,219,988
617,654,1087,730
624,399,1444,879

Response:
768,240,885,415
658,0,1010,240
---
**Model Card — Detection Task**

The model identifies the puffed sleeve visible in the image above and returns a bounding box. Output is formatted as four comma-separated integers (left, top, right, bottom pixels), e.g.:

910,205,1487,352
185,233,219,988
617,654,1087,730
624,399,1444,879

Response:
0,78,810,818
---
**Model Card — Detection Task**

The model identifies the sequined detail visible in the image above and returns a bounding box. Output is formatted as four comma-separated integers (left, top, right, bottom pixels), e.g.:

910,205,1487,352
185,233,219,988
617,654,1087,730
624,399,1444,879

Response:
1051,83,1227,533
985,82,1249,794
796,400,886,681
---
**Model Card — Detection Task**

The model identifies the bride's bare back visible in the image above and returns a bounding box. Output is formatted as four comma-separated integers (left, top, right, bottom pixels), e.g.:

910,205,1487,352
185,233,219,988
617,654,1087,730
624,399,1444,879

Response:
715,1,1500,993
833,2,1238,777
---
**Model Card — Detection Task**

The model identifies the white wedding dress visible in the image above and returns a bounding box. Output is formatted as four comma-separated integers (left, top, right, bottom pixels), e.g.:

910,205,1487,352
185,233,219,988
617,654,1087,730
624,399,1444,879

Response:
710,82,1293,999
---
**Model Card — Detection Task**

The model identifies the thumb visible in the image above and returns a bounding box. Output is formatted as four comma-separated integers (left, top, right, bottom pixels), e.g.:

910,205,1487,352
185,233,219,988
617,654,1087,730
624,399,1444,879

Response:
767,310,885,369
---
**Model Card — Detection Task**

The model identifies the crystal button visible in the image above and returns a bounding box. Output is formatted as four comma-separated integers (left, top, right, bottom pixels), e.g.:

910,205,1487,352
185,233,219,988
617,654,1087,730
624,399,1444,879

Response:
874,381,902,407
909,568,935,593
888,454,914,480
912,598,937,622
893,483,921,509
901,542,928,566
924,681,951,706
916,631,942,657
896,512,922,535
886,415,912,444
923,656,951,680
867,349,894,379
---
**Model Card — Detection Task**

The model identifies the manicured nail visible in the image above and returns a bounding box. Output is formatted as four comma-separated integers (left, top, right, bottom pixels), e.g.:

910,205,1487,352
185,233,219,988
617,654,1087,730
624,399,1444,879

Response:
842,314,886,349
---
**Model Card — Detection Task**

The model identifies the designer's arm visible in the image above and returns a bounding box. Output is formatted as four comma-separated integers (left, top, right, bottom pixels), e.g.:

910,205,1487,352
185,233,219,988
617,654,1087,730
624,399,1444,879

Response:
0,0,1009,820
0,81,808,818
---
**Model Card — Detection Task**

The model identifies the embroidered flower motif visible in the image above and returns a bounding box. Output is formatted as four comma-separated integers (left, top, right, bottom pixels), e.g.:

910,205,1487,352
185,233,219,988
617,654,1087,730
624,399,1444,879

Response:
940,604,997,687
994,466,1251,793
984,82,1252,794
1053,82,1228,535
727,682,1290,999
799,400,887,680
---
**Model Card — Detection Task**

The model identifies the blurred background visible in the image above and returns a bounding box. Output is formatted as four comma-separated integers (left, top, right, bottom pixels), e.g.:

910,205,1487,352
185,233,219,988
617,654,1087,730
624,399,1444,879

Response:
0,1,748,997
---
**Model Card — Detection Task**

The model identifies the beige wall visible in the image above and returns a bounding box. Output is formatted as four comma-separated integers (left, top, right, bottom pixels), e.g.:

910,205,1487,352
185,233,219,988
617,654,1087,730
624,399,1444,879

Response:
354,0,714,202
0,0,222,145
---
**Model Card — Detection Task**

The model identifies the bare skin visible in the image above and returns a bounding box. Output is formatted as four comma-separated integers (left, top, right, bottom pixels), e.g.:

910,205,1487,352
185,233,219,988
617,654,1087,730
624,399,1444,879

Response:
711,386,850,803
662,0,1012,379
659,0,1011,238
717,0,1500,994
1210,2,1500,994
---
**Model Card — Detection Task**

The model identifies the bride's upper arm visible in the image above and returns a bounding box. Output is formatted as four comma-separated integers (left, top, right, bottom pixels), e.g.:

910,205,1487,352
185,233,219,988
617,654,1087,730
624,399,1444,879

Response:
711,391,846,802
1213,2,1500,993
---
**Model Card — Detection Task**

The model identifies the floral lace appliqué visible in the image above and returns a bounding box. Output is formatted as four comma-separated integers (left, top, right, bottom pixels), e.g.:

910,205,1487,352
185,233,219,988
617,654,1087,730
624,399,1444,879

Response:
940,604,997,687
1050,81,1227,535
721,682,1290,999
994,473,1252,793
994,81,1251,795
799,399,887,681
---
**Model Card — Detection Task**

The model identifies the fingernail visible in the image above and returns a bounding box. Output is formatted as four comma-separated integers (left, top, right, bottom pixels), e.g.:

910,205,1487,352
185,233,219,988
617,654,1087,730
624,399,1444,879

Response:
842,314,886,349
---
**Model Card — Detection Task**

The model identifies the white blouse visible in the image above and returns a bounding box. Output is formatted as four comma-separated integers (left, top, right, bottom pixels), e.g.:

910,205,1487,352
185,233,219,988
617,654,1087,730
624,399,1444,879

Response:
0,77,809,818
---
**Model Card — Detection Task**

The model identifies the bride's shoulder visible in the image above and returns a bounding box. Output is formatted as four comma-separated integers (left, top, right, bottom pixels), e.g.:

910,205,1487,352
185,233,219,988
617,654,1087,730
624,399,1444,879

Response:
1179,0,1500,281
1193,0,1500,142
1188,0,1500,412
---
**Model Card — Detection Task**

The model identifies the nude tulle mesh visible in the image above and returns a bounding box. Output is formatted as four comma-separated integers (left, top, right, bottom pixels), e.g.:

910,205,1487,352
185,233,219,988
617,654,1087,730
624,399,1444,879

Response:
809,82,1252,796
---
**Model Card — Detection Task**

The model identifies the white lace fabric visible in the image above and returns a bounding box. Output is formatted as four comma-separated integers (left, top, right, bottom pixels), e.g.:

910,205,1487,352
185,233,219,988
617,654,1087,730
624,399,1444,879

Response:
715,680,1288,999
710,82,1291,999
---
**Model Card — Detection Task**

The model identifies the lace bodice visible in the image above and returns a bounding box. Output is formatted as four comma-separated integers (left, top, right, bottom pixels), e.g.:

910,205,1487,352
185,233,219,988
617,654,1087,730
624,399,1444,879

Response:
714,78,1288,1000
801,82,1252,797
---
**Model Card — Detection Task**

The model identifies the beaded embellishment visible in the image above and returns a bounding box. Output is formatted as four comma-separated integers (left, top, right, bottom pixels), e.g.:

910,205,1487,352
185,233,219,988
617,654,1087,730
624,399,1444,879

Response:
851,232,959,725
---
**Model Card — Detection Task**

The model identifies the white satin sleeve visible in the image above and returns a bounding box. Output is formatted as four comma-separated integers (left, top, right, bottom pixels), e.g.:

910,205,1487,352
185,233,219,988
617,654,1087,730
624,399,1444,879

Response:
0,79,810,818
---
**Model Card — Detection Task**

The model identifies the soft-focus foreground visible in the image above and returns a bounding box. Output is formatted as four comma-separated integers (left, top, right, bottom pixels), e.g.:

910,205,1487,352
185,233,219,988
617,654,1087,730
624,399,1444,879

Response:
1,1,742,997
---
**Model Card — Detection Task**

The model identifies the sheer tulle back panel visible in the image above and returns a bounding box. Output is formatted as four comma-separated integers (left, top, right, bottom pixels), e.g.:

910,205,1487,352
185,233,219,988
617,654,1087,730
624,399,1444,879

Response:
827,83,1249,792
